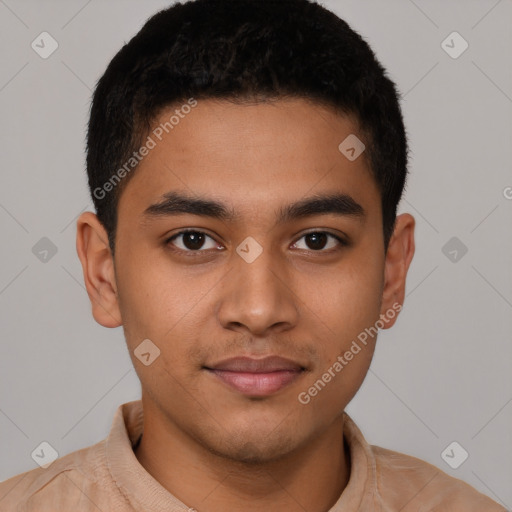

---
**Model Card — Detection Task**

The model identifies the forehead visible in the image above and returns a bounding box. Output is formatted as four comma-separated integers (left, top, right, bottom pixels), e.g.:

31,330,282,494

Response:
118,98,380,221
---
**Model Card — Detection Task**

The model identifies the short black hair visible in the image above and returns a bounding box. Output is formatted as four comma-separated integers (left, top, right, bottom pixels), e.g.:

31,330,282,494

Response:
86,0,408,254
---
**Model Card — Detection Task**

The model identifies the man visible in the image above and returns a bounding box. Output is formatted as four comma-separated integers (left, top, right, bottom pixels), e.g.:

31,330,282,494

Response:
0,0,506,510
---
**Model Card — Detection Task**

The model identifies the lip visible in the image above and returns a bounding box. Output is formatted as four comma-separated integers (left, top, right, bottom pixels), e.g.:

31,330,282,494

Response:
205,356,305,396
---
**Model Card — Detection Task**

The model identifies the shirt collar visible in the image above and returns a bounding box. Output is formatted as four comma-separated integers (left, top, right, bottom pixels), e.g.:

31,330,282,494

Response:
106,400,377,511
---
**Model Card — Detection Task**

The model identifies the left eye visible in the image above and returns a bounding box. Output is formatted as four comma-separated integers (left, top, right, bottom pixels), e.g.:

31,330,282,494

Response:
292,232,345,251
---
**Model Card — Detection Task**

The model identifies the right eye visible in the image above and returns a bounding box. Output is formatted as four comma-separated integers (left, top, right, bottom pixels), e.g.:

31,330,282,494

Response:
166,230,223,252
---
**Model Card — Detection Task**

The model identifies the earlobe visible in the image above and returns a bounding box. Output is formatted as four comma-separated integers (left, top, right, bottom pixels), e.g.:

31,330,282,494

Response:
379,213,415,329
76,212,122,328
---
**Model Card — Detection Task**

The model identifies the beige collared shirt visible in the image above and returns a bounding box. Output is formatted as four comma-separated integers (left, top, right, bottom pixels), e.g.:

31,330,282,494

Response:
0,400,506,511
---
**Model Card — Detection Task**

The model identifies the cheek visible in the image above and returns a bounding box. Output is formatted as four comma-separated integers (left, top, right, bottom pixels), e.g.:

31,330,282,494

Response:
115,250,205,340
295,247,384,411
304,255,384,351
297,274,382,414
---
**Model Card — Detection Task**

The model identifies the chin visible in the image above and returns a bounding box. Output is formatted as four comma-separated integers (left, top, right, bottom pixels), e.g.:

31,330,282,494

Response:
203,425,303,466
211,440,295,466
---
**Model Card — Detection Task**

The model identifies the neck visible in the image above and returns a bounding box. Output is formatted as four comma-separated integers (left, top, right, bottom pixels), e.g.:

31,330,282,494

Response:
134,401,350,512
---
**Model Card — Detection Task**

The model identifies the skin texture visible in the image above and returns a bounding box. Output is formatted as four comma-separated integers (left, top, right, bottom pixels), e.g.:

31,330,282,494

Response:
76,98,415,512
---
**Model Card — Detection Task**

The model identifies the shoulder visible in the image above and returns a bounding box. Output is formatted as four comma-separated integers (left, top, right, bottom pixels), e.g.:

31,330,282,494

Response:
370,445,507,511
0,439,127,512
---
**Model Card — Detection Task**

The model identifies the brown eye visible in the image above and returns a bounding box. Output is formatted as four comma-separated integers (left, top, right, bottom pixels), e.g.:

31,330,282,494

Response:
292,232,346,252
168,231,220,251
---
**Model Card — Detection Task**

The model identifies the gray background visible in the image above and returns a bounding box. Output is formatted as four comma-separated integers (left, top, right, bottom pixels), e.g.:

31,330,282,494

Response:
0,0,511,507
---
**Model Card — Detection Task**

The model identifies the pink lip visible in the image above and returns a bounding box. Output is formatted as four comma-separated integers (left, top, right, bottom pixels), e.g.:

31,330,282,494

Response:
206,356,305,396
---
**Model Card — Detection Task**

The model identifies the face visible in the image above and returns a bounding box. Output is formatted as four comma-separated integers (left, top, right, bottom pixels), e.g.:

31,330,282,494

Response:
77,98,414,464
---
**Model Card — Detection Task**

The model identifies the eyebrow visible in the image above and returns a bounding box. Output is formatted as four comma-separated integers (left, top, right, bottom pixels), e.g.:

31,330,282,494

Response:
143,191,366,224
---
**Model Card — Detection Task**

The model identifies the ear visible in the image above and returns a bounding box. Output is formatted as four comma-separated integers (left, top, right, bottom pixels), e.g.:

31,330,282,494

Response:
76,212,122,328
379,213,415,329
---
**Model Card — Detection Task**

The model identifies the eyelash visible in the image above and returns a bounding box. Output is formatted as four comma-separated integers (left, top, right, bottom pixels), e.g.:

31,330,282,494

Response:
165,229,348,256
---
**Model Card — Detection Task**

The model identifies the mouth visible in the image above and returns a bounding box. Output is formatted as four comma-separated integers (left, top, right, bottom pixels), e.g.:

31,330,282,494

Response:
204,356,306,397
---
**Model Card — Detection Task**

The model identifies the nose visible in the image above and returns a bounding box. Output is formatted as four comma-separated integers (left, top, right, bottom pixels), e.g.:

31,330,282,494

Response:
216,244,299,337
